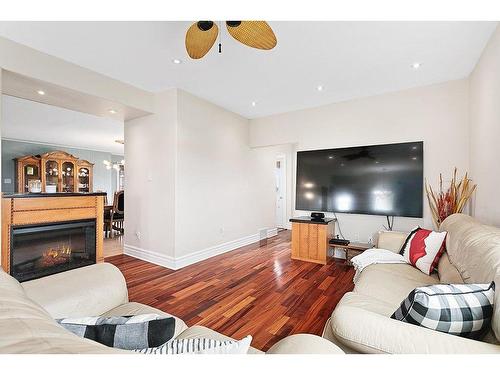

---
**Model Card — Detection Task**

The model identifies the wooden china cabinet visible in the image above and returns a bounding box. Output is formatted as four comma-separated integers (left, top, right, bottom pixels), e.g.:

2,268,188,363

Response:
76,159,93,193
15,150,94,193
15,155,41,193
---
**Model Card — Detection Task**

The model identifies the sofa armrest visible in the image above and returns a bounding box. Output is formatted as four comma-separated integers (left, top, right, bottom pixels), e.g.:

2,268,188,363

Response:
331,302,500,354
21,263,129,319
266,334,344,354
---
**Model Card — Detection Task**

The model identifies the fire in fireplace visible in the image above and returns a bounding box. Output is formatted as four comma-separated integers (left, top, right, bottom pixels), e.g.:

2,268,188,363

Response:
40,244,72,268
10,220,96,282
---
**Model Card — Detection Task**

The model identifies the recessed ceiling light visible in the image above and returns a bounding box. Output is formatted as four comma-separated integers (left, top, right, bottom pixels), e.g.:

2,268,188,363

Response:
412,156,418,160
251,101,257,107
317,85,324,92
328,156,334,159
412,146,418,150
172,59,182,64
411,62,422,70
37,90,45,96
108,109,117,114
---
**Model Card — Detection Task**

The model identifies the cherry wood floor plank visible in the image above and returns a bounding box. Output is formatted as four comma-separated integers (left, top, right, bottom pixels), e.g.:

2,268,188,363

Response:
106,230,354,351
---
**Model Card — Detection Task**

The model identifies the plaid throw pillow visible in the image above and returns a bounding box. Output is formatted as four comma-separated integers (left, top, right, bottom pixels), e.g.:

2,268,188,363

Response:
391,282,495,340
134,335,252,354
57,314,176,350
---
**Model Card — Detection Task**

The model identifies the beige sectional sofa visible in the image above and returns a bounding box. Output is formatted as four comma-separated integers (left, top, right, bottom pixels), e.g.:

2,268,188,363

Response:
0,258,341,354
323,213,500,353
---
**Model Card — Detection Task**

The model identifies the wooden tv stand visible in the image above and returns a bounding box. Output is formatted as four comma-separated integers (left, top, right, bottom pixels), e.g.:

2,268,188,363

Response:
289,217,336,265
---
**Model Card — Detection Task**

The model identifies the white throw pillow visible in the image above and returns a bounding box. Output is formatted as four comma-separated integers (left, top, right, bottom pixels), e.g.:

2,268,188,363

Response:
134,335,252,354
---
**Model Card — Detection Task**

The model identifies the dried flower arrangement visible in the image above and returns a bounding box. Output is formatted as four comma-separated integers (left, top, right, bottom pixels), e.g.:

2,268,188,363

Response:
425,168,477,228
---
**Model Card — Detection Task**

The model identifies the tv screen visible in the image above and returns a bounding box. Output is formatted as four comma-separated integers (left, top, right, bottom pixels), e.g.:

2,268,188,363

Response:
296,141,423,218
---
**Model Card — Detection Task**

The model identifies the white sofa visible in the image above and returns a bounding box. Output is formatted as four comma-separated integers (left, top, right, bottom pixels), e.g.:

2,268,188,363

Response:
323,213,500,353
0,259,342,354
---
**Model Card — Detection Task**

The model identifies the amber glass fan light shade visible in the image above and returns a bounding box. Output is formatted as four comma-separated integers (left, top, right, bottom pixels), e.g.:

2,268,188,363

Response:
226,21,277,50
185,21,219,59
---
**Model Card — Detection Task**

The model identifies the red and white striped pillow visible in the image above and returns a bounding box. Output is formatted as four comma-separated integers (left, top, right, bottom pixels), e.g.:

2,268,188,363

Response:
399,227,447,275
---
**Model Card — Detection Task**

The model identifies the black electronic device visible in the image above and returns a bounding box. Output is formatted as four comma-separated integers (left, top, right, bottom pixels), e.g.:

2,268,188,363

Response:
296,141,423,218
310,212,325,219
329,238,350,246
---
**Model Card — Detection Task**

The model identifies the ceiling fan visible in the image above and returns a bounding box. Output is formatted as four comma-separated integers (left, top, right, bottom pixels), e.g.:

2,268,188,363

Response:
185,21,277,59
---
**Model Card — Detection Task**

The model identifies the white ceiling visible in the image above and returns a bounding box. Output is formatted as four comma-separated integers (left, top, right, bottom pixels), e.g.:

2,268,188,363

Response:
0,21,497,118
2,95,124,154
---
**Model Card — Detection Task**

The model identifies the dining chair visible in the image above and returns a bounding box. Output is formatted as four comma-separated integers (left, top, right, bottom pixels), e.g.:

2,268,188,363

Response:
104,190,124,238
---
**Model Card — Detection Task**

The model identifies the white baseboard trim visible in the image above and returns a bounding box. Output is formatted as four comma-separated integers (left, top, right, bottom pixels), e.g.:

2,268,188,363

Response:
124,227,278,270
267,227,278,237
174,232,260,269
123,244,176,269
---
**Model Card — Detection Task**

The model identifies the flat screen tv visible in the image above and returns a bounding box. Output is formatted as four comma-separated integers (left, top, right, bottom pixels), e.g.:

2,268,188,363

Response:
296,141,423,218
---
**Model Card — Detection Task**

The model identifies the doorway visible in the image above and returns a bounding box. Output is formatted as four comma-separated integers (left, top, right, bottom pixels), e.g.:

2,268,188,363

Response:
275,155,287,229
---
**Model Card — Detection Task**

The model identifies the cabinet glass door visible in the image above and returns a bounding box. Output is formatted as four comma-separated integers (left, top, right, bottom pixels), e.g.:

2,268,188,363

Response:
45,160,59,192
23,164,40,192
78,167,90,192
62,162,75,192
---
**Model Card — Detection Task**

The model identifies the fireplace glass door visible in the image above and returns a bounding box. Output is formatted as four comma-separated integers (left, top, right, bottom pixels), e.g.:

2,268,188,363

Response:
10,220,96,282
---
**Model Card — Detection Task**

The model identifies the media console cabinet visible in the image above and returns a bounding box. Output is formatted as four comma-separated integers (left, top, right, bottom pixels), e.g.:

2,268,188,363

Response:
289,216,336,265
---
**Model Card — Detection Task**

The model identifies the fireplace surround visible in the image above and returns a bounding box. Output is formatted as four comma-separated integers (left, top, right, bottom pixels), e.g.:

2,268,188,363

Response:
1,193,105,281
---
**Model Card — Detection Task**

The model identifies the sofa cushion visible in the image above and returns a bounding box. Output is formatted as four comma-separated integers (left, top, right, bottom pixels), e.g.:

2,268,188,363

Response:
438,252,464,283
0,269,122,354
440,214,500,284
22,263,129,319
354,263,439,307
440,214,500,341
266,334,344,354
376,231,408,252
329,291,500,354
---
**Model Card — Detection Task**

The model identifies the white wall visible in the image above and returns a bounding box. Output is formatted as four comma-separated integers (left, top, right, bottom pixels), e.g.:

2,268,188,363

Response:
124,89,279,268
469,25,500,226
175,91,277,258
249,80,470,242
124,90,178,260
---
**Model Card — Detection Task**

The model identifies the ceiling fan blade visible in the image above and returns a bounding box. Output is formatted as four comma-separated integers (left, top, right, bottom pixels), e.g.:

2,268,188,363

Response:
185,21,219,59
226,21,277,50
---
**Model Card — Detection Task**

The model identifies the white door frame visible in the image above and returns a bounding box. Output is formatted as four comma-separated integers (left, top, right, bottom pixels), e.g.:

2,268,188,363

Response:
275,154,287,229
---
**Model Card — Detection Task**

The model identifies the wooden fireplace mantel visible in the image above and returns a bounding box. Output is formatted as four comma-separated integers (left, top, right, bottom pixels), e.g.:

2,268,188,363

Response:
1,193,105,274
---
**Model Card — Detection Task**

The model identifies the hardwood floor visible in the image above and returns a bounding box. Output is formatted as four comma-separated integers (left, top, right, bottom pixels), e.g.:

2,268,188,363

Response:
106,230,355,351
103,235,124,257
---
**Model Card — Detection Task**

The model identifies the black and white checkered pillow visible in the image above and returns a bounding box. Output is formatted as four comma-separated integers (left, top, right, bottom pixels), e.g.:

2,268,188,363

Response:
57,314,176,350
391,282,495,339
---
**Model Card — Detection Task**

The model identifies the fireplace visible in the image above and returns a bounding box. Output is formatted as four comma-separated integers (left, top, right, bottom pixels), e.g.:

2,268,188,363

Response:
10,219,96,282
